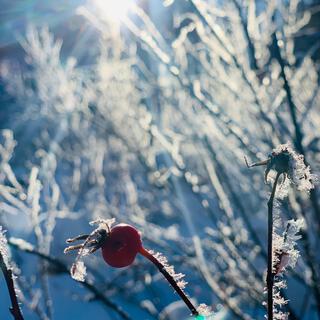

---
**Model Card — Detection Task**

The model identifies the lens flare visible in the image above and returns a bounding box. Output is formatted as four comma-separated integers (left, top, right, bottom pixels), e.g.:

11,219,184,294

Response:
92,0,134,21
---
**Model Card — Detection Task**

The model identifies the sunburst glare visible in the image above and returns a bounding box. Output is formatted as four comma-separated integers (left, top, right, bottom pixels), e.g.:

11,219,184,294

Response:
92,0,135,21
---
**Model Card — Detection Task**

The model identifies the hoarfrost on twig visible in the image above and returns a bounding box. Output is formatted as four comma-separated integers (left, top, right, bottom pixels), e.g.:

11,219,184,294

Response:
197,303,213,316
0,226,10,268
71,260,87,282
152,251,187,290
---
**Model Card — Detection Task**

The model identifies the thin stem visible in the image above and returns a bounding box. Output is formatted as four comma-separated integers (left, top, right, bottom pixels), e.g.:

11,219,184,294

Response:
273,32,320,316
0,252,24,320
139,247,199,316
267,173,280,320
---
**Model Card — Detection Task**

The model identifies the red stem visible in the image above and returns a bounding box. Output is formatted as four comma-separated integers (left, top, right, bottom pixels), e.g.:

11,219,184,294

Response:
139,247,199,316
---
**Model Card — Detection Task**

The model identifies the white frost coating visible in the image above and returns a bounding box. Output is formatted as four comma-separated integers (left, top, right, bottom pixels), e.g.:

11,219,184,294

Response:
197,303,212,316
151,251,187,290
276,177,291,200
9,237,34,252
89,217,115,230
273,219,304,276
27,167,40,203
281,219,304,269
273,219,304,274
71,260,87,282
266,148,307,320
271,219,304,319
0,226,10,268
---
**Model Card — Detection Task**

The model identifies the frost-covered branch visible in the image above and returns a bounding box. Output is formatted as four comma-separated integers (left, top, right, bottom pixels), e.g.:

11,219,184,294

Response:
267,172,280,320
8,237,131,320
0,228,24,320
248,143,314,319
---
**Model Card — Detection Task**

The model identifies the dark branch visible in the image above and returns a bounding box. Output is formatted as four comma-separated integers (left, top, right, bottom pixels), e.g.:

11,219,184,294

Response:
8,239,131,320
266,172,280,320
139,247,199,316
0,252,24,320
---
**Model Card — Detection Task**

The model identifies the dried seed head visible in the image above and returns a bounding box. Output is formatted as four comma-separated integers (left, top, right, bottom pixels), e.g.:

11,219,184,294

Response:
247,143,316,193
268,151,290,175
265,143,315,192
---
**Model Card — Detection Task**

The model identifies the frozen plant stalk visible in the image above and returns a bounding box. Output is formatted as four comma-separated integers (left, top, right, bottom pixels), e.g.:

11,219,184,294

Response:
246,143,314,320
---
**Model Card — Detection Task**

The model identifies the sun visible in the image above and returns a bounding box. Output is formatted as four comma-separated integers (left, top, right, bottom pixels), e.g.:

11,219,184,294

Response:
92,0,135,21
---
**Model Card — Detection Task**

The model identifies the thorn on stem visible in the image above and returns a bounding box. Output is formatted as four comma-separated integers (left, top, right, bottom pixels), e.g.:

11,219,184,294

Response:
244,156,251,168
244,156,269,168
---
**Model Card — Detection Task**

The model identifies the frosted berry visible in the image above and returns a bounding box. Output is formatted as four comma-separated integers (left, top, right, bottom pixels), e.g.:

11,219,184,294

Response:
64,219,199,316
101,224,142,268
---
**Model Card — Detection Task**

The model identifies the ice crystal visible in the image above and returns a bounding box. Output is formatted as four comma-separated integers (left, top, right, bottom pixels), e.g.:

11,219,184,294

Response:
273,219,304,274
71,260,87,282
9,237,34,251
273,289,288,307
273,309,288,320
89,217,116,232
197,303,212,316
276,178,291,200
65,219,110,282
270,219,304,320
0,226,10,268
152,251,187,290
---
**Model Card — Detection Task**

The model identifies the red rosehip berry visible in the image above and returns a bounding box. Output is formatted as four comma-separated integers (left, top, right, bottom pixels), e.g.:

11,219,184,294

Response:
64,220,199,316
101,224,142,268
